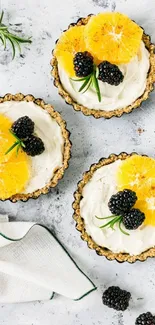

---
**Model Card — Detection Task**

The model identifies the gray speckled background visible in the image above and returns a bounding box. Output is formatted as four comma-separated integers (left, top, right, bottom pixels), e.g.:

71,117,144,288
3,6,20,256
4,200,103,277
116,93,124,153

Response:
0,0,155,324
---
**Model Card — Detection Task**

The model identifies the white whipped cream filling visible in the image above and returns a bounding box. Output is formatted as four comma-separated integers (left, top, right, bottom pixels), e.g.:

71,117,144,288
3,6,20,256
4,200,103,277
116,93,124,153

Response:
80,160,155,255
0,101,64,193
58,42,150,111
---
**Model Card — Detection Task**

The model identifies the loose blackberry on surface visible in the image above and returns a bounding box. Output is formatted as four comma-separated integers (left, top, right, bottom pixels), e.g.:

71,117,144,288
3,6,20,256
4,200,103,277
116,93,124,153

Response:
73,51,94,77
11,116,34,139
98,61,124,86
135,312,155,325
123,208,145,230
102,286,131,311
108,189,137,215
23,135,45,156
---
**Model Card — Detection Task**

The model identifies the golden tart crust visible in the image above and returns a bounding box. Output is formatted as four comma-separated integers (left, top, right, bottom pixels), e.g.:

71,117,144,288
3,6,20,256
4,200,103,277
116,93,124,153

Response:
51,15,155,119
73,152,155,263
0,93,71,202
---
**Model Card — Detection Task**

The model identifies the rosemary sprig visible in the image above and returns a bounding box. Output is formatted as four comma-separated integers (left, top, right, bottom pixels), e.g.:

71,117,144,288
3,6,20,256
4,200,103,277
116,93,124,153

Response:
5,130,25,156
0,11,32,59
95,215,129,236
92,72,101,102
71,66,101,102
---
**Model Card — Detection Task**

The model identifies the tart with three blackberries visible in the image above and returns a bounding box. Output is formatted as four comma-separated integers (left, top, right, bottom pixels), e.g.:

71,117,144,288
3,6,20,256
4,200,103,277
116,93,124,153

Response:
51,12,155,118
73,153,155,263
0,93,71,202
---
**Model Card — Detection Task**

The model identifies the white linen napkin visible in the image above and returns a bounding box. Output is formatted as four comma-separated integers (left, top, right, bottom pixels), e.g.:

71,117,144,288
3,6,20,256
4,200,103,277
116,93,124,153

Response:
0,215,96,303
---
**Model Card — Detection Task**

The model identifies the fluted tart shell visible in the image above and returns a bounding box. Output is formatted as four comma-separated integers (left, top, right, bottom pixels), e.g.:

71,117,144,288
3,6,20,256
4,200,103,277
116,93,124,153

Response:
51,15,155,119
73,152,155,263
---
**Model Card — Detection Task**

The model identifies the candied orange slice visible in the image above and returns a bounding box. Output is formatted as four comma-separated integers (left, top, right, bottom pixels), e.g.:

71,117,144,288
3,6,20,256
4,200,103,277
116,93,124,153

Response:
84,12,143,64
54,25,86,76
116,155,155,200
0,114,30,199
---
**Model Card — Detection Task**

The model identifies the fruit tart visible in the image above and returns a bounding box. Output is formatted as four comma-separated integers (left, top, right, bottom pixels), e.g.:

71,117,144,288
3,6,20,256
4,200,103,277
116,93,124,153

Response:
51,12,155,118
0,93,71,202
73,153,155,263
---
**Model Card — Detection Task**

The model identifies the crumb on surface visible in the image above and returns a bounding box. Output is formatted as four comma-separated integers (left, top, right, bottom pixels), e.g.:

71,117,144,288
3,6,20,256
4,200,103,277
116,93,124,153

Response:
137,128,145,135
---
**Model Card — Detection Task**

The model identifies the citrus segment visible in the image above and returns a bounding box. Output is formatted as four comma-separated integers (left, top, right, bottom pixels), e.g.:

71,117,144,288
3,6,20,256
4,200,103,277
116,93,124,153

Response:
135,198,155,226
0,114,30,199
134,181,155,226
0,129,15,163
84,12,143,64
57,52,75,77
0,114,12,131
0,114,16,163
0,160,30,200
54,25,86,76
116,155,155,200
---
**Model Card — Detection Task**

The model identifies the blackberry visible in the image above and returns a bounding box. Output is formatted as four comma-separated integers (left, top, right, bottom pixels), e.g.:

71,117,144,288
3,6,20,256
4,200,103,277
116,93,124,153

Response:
102,286,131,311
11,116,34,139
123,208,145,230
108,189,137,215
135,312,155,325
73,51,94,77
98,61,124,86
23,135,45,156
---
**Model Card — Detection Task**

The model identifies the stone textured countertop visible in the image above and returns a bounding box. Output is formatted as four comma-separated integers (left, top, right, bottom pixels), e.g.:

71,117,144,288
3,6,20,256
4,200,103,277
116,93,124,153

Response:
0,0,155,324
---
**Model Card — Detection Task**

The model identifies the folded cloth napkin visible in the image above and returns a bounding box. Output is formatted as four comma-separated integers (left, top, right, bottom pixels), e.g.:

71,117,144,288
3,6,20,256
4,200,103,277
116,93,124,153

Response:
0,215,96,303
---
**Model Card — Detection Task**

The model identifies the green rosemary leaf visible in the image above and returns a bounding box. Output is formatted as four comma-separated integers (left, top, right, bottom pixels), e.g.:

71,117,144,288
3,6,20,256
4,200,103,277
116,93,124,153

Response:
99,218,116,229
92,72,101,102
71,76,90,82
95,215,115,220
1,33,6,48
71,78,86,82
16,144,20,156
97,212,129,236
95,66,99,79
7,35,16,59
21,141,26,148
119,220,129,236
14,39,21,53
0,11,4,24
110,221,116,230
5,141,19,155
9,129,20,141
0,11,32,59
0,26,8,30
82,77,92,94
110,223,115,230
0,34,6,48
5,129,25,156
5,33,32,44
71,72,93,82
79,76,91,92
110,216,121,230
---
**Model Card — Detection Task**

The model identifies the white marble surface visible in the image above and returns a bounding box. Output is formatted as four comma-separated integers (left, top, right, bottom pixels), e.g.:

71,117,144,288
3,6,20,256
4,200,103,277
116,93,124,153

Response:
0,0,155,324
